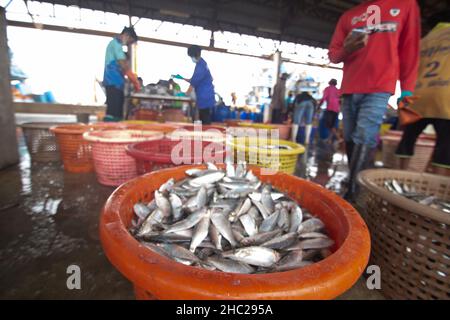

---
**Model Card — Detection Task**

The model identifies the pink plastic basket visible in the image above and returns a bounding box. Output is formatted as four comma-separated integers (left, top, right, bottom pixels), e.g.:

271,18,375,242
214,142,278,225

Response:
126,138,226,174
83,130,163,186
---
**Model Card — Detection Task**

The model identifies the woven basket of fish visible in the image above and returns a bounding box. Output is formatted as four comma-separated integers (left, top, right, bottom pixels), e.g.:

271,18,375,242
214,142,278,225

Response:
20,122,70,162
100,163,370,300
380,132,435,172
228,137,305,175
83,130,164,186
126,138,226,174
357,169,450,299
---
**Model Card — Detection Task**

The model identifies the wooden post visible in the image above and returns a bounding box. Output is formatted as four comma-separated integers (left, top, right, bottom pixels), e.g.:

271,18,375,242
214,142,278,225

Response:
0,7,19,169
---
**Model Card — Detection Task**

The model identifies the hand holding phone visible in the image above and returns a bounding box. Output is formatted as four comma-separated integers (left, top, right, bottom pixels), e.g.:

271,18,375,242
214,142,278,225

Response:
344,29,369,54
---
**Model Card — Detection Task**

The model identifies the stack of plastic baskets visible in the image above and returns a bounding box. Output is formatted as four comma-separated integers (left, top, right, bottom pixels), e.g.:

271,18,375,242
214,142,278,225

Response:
20,122,65,162
165,126,225,143
228,137,305,174
51,123,94,173
83,130,164,186
126,138,226,174
357,169,450,299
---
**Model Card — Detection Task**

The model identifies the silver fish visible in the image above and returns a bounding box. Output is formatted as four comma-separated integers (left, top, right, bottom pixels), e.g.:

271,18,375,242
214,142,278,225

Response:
251,199,270,219
133,203,151,220
142,242,172,259
247,206,262,223
239,213,258,236
240,230,282,246
391,179,403,194
209,224,223,251
261,185,274,213
184,186,207,212
207,162,218,170
273,250,305,272
206,256,255,274
158,243,200,263
245,170,259,182
297,218,325,234
289,205,303,233
235,162,246,178
298,232,330,239
133,164,333,274
248,192,285,202
259,210,280,232
159,178,175,193
226,162,236,177
287,238,334,250
222,246,281,267
137,208,165,236
189,171,225,187
229,198,252,222
155,190,172,218
190,210,211,252
185,168,203,176
419,196,436,206
277,207,290,232
169,193,183,221
211,211,237,247
164,208,206,233
261,232,297,250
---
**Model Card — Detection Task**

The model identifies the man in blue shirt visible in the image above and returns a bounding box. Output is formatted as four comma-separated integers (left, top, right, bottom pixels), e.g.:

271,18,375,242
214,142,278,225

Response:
103,27,141,121
177,45,215,124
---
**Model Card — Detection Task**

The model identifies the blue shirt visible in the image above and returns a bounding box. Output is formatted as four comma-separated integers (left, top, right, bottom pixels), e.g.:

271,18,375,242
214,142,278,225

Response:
103,37,126,89
190,58,215,109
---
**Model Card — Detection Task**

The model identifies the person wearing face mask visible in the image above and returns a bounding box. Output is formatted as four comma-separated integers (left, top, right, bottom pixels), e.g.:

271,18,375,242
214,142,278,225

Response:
174,45,215,124
103,27,141,121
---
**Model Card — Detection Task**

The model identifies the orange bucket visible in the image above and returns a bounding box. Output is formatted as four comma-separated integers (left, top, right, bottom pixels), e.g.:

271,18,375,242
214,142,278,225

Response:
100,165,371,300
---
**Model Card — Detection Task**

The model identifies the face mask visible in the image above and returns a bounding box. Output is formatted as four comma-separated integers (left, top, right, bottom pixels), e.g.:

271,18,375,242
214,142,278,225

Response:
191,57,198,63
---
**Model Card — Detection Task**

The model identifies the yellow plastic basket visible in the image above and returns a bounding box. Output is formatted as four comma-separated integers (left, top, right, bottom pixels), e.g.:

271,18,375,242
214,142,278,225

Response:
379,123,392,136
228,137,305,174
237,122,276,130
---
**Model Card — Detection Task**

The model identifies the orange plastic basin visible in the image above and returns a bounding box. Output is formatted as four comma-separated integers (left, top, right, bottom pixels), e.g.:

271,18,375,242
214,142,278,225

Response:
100,165,370,300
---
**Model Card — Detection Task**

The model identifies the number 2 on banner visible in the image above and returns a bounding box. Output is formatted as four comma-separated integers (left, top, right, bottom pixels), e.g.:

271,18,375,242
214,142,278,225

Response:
424,61,440,78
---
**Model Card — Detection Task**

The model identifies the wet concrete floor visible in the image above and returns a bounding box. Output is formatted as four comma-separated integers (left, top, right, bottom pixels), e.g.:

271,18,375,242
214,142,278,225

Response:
0,126,384,300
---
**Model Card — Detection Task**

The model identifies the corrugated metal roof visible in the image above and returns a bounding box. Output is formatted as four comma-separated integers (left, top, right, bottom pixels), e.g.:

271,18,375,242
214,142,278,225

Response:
28,0,449,48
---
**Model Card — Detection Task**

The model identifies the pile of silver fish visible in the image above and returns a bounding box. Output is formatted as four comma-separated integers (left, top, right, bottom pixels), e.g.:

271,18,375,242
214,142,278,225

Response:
384,179,450,213
129,163,334,274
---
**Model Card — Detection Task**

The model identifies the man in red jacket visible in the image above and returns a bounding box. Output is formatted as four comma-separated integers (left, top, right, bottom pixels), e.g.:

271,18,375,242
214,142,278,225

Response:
328,0,421,200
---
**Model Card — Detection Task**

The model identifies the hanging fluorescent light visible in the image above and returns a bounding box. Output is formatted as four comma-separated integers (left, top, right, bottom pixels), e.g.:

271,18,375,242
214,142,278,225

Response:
160,9,190,18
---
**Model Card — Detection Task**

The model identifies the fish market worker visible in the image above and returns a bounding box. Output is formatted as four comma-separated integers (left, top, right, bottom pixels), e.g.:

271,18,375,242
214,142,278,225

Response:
328,0,420,200
174,45,215,124
103,27,141,121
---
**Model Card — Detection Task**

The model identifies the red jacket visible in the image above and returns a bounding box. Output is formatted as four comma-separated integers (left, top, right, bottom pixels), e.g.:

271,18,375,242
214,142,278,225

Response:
328,0,421,94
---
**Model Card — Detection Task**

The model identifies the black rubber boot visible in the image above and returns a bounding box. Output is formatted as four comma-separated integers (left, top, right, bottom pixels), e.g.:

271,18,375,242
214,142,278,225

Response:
344,144,371,202
345,140,354,164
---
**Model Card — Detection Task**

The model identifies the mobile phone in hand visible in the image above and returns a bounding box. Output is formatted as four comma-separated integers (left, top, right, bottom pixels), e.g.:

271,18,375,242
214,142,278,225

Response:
352,28,370,37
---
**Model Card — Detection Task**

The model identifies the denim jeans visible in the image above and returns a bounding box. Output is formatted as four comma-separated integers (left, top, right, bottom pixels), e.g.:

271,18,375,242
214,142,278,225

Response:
293,101,315,125
342,93,391,148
